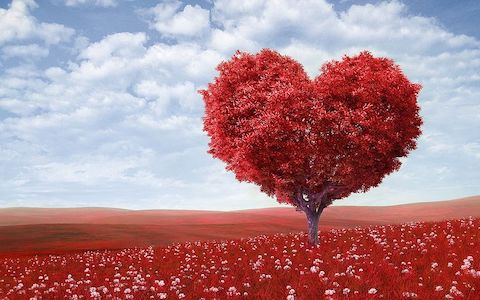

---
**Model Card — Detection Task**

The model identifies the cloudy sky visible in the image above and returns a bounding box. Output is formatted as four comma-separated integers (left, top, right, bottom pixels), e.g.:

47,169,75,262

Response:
0,0,479,210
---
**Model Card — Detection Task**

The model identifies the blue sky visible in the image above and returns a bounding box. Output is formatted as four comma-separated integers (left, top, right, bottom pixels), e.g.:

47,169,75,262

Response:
0,0,479,210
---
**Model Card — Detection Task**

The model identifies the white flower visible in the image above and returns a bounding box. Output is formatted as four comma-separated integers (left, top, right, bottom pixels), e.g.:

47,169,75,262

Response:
325,289,335,296
368,288,378,294
449,286,463,297
156,280,165,286
343,288,351,295
435,286,443,292
402,291,418,298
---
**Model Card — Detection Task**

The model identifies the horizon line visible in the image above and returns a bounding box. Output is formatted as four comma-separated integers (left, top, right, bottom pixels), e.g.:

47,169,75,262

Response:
0,195,478,212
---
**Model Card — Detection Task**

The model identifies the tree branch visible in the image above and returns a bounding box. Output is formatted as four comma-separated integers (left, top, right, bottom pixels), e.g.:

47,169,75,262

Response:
292,181,347,214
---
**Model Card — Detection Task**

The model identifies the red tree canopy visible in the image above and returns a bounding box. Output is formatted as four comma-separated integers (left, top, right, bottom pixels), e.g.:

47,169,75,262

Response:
200,49,422,209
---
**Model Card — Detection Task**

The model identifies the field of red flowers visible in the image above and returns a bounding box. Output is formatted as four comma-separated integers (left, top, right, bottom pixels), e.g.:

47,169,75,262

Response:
1,217,479,299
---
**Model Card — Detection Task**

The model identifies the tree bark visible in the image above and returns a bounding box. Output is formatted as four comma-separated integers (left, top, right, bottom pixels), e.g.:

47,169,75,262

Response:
305,207,322,246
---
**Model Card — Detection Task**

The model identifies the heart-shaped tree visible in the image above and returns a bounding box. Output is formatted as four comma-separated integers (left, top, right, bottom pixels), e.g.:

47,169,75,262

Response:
200,49,422,245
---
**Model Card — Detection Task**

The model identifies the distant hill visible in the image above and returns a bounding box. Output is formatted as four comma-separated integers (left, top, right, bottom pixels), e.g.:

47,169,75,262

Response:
0,195,478,255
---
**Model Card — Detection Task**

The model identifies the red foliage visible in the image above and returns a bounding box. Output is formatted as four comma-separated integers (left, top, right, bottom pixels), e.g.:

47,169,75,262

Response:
200,49,422,245
1,218,479,299
200,49,422,209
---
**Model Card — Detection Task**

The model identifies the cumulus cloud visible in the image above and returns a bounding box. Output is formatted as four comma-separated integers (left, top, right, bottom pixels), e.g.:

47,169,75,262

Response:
79,32,147,62
134,81,198,113
1,43,49,59
0,0,479,209
142,1,211,38
0,0,74,46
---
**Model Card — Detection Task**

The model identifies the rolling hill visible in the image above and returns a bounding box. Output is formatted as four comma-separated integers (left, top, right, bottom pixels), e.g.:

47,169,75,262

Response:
0,195,478,256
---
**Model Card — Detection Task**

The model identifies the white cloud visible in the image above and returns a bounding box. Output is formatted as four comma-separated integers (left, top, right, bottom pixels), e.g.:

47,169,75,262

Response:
144,1,211,38
0,0,38,44
125,114,200,132
281,42,331,77
64,0,118,7
212,0,336,46
1,43,49,59
134,81,198,113
79,32,147,63
337,2,478,54
420,132,454,154
0,0,74,46
209,28,258,54
33,153,184,188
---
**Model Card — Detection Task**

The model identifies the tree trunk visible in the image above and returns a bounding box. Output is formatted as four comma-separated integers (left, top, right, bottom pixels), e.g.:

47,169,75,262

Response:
305,208,322,246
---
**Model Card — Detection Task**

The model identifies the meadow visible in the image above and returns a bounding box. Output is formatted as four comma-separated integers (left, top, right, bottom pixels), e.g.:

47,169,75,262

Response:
1,217,479,299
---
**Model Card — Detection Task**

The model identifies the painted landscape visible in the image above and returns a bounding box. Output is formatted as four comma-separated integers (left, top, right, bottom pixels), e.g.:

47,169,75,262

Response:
0,196,479,256
1,0,480,299
1,196,480,299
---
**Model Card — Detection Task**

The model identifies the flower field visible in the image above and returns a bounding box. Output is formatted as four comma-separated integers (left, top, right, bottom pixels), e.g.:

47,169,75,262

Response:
1,217,479,299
